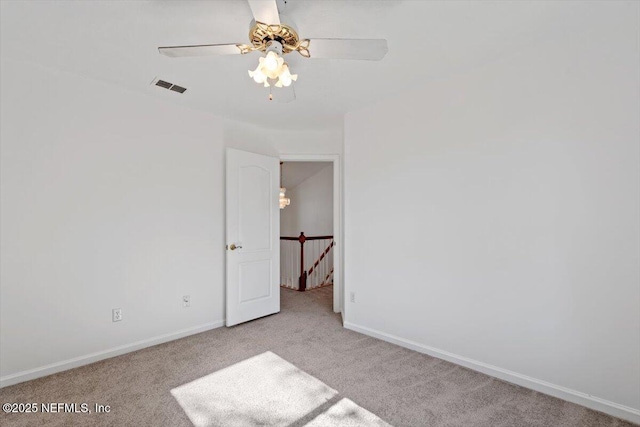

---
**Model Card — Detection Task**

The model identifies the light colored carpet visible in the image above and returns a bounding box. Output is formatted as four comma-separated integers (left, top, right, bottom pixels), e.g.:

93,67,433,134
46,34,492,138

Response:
0,286,636,427
171,351,389,426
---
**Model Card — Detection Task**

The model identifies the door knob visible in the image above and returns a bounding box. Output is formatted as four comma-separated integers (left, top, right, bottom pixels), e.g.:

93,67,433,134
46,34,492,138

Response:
228,244,242,251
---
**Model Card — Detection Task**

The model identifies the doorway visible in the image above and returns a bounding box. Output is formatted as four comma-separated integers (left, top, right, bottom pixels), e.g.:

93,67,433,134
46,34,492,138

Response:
279,155,342,315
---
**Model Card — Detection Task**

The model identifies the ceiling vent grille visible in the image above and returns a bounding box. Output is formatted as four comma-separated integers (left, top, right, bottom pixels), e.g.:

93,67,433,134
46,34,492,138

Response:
153,78,187,94
170,85,187,93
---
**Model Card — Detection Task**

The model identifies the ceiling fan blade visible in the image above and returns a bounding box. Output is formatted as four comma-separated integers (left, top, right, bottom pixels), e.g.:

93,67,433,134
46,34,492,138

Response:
275,84,296,103
306,39,388,60
158,43,242,58
247,0,280,25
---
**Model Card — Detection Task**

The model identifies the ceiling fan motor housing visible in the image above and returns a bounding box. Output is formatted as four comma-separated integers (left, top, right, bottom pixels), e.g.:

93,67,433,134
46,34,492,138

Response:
248,16,300,55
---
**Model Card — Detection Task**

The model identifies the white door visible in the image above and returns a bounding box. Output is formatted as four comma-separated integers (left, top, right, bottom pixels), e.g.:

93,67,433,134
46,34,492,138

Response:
226,148,280,326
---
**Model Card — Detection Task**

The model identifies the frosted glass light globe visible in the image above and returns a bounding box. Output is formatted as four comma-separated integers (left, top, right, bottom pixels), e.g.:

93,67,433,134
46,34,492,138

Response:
264,51,279,72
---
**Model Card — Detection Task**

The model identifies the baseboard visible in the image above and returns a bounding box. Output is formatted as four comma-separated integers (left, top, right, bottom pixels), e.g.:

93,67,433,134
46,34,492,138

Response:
343,321,640,424
0,320,225,388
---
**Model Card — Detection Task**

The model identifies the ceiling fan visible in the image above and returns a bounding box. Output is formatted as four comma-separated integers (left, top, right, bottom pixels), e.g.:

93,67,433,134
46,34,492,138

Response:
158,0,388,102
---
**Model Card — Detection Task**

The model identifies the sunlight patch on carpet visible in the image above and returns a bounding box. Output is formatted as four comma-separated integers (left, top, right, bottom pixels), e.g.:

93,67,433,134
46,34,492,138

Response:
171,351,337,426
171,351,391,427
305,398,391,427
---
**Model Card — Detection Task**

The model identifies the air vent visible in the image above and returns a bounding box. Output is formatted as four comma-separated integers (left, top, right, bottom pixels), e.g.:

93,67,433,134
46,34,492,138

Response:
170,85,187,94
153,78,187,94
155,80,172,89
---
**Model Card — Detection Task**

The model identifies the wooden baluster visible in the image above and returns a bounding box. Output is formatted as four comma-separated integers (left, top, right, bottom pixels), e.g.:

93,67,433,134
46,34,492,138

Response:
324,239,329,285
321,239,325,286
298,232,306,291
316,240,320,288
319,239,323,287
322,241,325,285
287,241,291,288
312,240,317,288
292,240,296,289
330,239,333,283
320,240,324,286
320,240,323,286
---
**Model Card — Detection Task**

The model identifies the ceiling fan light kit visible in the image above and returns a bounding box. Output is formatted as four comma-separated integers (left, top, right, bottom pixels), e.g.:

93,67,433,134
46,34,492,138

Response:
158,0,387,102
247,40,298,93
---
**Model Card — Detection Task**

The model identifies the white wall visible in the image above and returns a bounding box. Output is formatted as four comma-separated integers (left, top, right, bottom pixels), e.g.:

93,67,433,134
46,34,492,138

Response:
344,3,639,420
0,58,225,383
281,164,333,237
224,118,343,157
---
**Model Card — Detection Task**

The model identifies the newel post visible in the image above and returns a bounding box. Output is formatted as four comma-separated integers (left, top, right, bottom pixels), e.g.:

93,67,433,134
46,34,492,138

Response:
298,232,307,291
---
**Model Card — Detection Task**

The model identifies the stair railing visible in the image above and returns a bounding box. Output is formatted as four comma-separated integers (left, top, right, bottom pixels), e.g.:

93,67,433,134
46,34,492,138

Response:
280,232,334,291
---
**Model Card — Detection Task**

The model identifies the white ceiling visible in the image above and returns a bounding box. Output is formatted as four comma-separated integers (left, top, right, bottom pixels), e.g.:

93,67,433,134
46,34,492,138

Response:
281,161,330,190
1,1,585,130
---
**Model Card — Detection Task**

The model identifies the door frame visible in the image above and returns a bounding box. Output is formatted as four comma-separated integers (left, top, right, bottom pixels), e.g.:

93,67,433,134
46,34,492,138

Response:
279,154,343,316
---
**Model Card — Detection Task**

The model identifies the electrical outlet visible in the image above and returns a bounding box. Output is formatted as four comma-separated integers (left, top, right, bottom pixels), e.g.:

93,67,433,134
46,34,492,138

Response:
183,295,191,308
350,292,356,303
112,308,122,322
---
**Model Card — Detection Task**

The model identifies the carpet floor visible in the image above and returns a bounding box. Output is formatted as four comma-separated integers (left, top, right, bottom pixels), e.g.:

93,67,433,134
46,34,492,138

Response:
0,286,635,427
